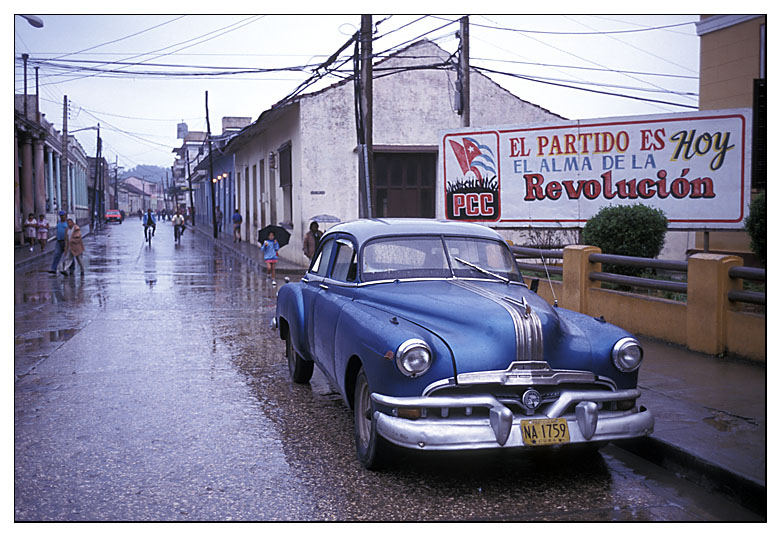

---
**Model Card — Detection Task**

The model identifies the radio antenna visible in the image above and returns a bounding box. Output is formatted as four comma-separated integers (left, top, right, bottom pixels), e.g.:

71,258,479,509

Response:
540,252,558,307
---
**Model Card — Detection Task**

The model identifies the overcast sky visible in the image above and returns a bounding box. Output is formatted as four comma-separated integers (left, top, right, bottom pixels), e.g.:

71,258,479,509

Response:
13,11,701,172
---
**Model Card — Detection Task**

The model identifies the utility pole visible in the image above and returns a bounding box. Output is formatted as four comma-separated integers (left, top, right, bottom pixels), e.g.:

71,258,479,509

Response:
90,124,101,230
60,95,68,214
185,144,195,225
357,14,374,218
22,54,28,119
113,156,118,210
457,16,470,127
164,169,170,213
205,91,217,239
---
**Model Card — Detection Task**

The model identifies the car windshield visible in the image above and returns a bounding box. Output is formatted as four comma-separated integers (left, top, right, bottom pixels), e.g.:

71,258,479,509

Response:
361,235,521,282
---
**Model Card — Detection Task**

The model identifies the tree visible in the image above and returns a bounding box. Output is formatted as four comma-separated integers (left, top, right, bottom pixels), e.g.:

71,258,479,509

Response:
744,191,766,264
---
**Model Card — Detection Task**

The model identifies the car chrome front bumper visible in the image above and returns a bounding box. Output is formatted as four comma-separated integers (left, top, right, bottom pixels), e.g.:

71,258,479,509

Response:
371,390,654,450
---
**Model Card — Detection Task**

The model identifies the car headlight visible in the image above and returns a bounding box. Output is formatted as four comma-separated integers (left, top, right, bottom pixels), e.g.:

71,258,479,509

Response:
612,337,643,372
395,338,432,377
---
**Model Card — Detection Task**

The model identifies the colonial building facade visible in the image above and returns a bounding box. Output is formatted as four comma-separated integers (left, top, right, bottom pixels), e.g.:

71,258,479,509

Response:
14,95,91,244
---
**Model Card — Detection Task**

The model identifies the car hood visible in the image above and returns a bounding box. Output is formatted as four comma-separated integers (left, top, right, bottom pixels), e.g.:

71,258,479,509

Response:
355,279,594,376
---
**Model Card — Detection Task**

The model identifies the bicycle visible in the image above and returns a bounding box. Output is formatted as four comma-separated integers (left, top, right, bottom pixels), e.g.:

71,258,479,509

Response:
144,224,155,245
174,224,183,243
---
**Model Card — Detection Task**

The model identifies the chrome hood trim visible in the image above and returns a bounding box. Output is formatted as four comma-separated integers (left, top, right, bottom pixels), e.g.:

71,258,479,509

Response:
450,280,544,363
423,361,617,396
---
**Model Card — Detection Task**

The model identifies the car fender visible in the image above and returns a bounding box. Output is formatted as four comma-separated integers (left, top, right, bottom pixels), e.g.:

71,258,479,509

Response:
333,300,455,404
275,282,309,360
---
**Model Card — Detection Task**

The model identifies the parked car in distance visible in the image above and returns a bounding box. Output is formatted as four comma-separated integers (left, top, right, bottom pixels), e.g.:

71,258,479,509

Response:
105,209,123,224
274,219,654,469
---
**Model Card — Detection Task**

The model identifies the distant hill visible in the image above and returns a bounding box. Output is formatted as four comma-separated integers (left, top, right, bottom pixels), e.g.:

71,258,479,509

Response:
121,165,169,183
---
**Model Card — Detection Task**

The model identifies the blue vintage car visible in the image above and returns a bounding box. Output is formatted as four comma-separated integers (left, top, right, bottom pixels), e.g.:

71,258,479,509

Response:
275,219,653,468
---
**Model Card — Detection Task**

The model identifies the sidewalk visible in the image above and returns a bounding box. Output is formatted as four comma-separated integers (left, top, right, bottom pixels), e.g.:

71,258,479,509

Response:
620,336,766,515
14,221,94,271
191,222,306,276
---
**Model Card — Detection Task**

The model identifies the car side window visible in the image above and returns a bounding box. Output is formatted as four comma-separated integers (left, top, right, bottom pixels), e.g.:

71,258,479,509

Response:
310,239,335,277
331,239,357,282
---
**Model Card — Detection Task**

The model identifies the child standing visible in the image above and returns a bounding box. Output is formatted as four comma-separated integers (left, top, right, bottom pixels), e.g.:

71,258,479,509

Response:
36,214,49,252
261,231,280,285
23,213,37,251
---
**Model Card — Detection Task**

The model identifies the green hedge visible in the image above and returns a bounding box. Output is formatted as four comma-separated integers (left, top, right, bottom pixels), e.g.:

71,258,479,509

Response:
582,204,668,276
744,191,766,263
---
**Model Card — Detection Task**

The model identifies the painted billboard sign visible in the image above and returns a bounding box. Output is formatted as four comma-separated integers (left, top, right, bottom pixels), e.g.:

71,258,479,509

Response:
440,109,752,229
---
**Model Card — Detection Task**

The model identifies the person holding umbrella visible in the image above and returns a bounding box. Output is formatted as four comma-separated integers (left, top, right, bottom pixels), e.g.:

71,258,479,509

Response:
261,231,281,285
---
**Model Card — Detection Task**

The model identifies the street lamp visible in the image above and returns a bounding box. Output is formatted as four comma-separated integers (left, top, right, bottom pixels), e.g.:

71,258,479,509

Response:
19,15,44,28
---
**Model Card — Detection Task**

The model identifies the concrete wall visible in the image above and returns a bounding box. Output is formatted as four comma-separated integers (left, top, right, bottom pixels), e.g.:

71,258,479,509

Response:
522,245,765,362
699,15,765,111
233,105,302,259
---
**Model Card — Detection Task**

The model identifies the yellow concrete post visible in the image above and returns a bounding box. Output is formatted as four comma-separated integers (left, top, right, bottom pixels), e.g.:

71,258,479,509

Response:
686,253,742,355
562,245,601,314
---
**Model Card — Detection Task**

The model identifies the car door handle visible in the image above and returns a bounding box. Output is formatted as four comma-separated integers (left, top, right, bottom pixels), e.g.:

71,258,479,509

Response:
319,284,329,291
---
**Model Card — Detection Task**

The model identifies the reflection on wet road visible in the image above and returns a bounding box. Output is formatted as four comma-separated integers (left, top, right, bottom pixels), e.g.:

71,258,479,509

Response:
14,222,760,521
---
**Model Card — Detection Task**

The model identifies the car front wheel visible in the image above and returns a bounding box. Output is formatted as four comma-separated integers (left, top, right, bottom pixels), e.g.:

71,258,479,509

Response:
286,334,313,383
354,367,389,469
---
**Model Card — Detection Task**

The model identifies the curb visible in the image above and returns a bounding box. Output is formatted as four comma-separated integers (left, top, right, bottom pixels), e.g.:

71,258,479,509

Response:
615,436,766,517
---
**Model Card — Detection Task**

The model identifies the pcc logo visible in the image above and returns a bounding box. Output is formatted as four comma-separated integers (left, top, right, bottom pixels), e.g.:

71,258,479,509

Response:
444,133,500,221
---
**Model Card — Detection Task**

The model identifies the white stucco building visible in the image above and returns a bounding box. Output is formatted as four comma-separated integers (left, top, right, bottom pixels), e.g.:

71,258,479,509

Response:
225,40,563,266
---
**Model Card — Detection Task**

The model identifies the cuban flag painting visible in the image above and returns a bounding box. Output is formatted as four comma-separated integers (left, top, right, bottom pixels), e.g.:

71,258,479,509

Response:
444,133,501,221
448,137,497,185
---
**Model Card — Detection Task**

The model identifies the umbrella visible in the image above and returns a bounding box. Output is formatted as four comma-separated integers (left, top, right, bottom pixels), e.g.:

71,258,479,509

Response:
258,225,290,247
311,214,341,224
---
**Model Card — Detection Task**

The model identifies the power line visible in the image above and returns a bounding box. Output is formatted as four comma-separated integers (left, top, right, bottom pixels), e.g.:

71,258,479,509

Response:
470,56,698,80
472,65,697,96
39,15,265,87
562,15,698,77
430,15,694,35
38,96,201,122
47,16,187,61
475,21,697,105
472,65,698,109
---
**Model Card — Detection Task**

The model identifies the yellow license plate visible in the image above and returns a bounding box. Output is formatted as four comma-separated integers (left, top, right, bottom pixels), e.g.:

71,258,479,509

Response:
521,418,570,446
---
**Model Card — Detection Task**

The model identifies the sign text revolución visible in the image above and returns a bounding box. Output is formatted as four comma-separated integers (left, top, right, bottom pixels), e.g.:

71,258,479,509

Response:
440,109,752,229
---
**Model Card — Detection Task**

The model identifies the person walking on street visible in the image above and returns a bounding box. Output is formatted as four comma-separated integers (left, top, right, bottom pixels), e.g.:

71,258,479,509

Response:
36,214,49,252
23,213,38,251
172,210,185,242
59,218,85,276
48,211,69,274
261,231,281,285
232,209,242,243
303,221,323,261
216,206,223,233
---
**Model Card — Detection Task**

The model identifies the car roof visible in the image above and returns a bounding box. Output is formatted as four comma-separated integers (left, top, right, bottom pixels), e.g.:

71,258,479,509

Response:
322,218,505,245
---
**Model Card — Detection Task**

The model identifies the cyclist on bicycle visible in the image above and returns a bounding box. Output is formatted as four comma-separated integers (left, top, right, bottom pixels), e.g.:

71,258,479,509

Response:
142,208,156,240
172,210,185,242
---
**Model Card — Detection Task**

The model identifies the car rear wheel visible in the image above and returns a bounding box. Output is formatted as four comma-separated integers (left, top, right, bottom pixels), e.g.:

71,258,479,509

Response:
354,367,389,470
286,333,313,383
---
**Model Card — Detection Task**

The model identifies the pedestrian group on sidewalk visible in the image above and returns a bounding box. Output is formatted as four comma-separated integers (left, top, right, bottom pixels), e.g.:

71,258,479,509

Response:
48,211,85,276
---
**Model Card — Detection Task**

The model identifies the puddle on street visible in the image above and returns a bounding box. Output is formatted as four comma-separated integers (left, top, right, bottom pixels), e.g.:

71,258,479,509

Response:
15,328,81,355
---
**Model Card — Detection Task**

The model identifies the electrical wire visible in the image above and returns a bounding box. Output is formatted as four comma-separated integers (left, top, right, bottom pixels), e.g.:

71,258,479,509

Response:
47,16,187,61
429,15,694,35
38,15,266,87
472,65,698,109
470,56,698,80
